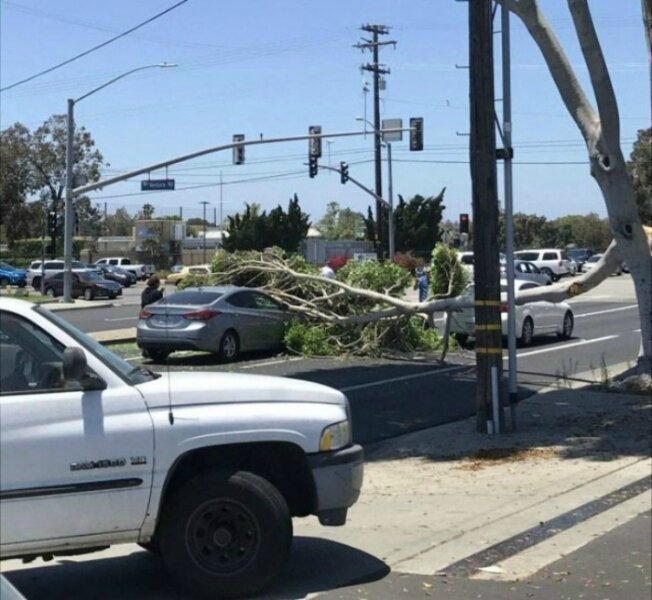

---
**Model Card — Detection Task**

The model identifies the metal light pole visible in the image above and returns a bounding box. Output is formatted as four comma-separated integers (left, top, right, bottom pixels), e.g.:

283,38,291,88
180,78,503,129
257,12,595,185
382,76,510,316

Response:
63,63,176,302
200,201,210,263
355,117,395,259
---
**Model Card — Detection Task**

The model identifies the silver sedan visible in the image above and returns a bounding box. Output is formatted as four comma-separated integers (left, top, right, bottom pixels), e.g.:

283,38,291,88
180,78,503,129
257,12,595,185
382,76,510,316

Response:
137,286,292,362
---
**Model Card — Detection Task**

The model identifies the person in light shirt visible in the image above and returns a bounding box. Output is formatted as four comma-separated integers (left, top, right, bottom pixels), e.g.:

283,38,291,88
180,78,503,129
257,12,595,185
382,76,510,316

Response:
320,262,335,279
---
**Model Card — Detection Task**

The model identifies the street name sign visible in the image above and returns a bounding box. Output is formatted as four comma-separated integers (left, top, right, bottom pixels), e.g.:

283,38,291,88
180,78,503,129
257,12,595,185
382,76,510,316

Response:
141,179,175,191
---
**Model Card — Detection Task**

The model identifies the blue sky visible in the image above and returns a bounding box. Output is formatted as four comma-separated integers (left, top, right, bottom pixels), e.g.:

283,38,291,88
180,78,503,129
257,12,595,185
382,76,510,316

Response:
1,0,649,226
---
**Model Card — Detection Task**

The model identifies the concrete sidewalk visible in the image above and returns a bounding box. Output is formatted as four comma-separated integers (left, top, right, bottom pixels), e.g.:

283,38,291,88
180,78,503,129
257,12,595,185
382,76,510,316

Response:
288,375,651,598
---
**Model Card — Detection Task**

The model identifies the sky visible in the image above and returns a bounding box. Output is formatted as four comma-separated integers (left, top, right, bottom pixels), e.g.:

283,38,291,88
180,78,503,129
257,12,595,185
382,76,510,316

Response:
1,0,649,227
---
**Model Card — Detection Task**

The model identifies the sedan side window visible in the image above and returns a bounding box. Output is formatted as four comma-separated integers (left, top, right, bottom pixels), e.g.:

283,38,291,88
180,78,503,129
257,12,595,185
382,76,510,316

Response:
252,293,282,310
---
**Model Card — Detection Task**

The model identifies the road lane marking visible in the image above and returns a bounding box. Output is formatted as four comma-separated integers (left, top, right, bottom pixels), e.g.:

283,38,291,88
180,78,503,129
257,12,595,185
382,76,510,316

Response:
341,365,469,393
105,317,137,322
511,335,619,359
574,304,637,318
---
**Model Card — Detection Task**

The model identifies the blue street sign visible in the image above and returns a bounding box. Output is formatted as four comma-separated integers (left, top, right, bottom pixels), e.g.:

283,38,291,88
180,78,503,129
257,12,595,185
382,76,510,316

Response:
141,179,175,191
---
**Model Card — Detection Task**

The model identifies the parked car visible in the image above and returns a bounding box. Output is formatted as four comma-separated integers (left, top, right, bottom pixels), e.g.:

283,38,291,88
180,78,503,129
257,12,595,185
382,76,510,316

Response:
0,262,27,288
165,264,211,285
504,260,552,285
137,286,292,362
583,253,623,276
0,296,362,598
94,263,137,287
44,271,122,300
26,259,91,290
450,280,574,346
566,248,595,273
513,249,573,282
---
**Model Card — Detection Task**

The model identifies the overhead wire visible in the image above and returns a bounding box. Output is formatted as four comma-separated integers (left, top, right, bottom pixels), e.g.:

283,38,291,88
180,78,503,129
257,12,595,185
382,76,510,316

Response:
0,0,190,93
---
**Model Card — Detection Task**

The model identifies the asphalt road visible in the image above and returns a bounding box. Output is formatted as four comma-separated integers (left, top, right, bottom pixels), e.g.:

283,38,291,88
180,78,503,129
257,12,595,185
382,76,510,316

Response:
48,275,642,446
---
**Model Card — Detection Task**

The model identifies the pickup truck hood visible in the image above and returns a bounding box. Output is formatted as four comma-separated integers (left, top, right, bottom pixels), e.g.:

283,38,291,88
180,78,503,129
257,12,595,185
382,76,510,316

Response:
138,371,346,408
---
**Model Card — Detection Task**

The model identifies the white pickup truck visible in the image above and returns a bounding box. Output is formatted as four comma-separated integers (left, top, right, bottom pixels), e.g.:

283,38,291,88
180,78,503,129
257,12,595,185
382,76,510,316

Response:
94,257,155,281
0,297,363,598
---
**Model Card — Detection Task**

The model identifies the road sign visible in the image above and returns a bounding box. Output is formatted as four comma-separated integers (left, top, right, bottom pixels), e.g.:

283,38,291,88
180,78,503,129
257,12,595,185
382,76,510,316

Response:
141,179,175,191
381,118,403,142
233,134,245,164
308,125,322,157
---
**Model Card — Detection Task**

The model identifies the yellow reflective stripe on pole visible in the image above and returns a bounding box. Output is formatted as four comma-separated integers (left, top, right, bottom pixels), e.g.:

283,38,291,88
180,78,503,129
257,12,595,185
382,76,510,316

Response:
475,347,504,354
475,324,502,331
475,300,501,306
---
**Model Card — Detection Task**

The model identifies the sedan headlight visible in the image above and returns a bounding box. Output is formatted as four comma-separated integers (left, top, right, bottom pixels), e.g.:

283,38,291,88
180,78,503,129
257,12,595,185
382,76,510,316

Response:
319,420,352,451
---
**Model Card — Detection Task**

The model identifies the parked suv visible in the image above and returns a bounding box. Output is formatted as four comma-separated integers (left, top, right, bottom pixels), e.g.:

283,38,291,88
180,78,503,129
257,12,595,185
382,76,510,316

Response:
26,259,91,290
513,249,572,282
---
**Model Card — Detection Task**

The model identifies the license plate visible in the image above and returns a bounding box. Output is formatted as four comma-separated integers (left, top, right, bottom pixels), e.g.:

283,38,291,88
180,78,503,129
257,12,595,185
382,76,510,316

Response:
151,314,183,328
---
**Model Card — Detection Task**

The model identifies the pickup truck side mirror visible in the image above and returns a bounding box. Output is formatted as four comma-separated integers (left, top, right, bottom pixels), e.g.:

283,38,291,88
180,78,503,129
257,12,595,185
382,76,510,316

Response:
63,347,107,391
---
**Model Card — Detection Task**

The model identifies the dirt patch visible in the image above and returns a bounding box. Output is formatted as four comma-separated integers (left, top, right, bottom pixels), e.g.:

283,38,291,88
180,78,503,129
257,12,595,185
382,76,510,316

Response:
456,446,559,471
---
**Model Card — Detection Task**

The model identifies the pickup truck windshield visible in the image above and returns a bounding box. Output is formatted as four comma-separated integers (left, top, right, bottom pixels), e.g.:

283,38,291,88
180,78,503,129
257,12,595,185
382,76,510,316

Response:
34,305,158,385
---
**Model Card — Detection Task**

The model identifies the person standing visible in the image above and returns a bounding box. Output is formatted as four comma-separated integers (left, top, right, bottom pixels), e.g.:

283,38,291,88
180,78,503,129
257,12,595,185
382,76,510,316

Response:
141,275,163,308
320,262,335,279
415,266,431,302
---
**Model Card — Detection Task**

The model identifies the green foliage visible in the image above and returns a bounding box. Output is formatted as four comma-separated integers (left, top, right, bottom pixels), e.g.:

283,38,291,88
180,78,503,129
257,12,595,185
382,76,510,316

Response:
222,195,310,252
431,244,468,296
393,190,446,256
316,202,365,240
338,259,412,297
285,321,340,356
628,127,652,224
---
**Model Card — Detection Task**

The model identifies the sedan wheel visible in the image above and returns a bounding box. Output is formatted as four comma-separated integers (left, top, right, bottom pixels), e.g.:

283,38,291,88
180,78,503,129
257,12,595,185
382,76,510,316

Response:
218,330,240,362
45,287,56,298
558,311,574,340
84,287,94,301
520,317,534,347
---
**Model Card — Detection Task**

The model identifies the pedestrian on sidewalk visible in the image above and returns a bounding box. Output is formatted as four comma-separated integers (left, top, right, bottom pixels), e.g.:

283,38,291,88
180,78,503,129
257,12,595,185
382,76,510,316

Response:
414,266,431,302
414,266,435,329
141,275,163,308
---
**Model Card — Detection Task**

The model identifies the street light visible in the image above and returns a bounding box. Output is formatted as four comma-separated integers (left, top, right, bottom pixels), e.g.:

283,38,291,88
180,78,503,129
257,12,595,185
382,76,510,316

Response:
355,117,395,260
63,63,177,302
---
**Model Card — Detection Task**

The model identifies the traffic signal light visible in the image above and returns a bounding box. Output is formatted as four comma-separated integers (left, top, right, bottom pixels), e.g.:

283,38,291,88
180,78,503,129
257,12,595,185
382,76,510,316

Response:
47,211,57,236
309,155,318,178
309,125,322,157
340,162,349,184
232,134,245,165
409,117,423,151
459,213,470,234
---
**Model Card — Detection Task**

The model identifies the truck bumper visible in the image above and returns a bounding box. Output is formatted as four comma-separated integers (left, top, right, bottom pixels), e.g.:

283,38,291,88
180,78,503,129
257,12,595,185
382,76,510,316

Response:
308,444,364,526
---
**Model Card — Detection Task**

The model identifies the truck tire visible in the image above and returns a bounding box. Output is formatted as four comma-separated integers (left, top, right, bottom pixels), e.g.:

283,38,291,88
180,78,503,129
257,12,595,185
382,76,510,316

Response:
159,470,292,599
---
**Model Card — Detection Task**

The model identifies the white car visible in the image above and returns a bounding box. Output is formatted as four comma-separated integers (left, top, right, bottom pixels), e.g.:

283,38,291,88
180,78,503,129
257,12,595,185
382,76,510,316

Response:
450,280,574,346
583,253,623,276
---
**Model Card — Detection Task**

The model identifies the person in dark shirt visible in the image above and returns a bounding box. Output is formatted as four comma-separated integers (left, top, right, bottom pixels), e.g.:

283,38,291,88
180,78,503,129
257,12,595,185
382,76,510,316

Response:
141,275,163,308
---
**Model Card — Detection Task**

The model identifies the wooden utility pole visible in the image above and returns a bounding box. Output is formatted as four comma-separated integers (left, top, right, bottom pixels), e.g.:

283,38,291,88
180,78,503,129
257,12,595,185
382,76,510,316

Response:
469,0,503,433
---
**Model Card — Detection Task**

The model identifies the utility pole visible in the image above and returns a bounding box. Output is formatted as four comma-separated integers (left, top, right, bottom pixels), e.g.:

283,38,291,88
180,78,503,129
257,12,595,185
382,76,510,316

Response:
355,24,396,259
469,0,503,433
200,201,210,263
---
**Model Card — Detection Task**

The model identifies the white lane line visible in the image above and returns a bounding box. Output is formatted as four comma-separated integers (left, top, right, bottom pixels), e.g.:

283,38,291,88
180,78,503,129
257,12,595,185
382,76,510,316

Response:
238,356,304,369
105,317,137,322
512,335,619,359
574,305,637,318
341,365,468,393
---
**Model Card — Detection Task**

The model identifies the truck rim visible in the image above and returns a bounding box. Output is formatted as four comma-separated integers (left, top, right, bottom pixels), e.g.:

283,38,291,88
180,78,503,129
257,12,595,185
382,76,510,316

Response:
186,498,260,574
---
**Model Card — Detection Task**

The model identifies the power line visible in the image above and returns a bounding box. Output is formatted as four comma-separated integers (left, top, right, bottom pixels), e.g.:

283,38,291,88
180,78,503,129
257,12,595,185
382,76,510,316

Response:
0,0,189,93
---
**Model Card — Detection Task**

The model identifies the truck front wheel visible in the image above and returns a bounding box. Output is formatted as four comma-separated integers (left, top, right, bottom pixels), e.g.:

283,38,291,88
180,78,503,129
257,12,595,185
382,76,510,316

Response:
159,470,292,599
